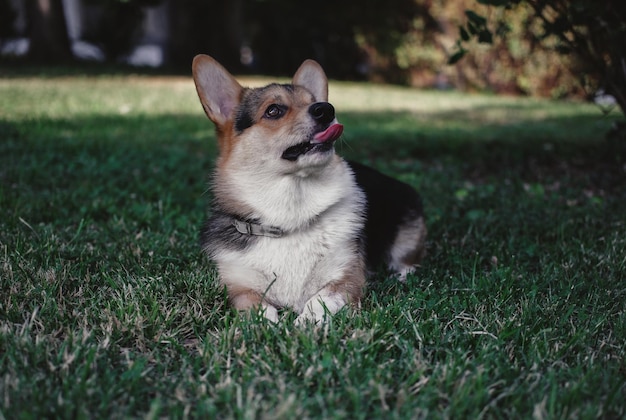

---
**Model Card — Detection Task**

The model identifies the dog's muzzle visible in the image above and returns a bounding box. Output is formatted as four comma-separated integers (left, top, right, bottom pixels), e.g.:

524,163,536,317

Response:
281,102,343,161
309,102,336,125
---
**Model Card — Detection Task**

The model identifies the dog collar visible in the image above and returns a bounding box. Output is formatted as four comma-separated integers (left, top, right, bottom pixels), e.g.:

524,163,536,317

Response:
232,218,284,238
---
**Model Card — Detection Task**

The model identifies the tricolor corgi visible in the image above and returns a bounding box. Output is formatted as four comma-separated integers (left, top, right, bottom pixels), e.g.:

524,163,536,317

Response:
192,54,426,325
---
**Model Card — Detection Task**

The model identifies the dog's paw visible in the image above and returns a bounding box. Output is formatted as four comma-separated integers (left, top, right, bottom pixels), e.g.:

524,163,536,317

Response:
261,303,279,323
396,266,415,282
295,292,345,326
294,312,316,327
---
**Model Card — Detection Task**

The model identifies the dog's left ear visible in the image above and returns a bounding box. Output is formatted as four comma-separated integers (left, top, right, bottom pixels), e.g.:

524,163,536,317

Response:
292,60,328,102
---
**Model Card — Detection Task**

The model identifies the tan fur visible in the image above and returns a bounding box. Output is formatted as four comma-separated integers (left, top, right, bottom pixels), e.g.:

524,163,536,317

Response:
328,257,366,305
192,55,242,166
228,285,263,310
227,284,280,322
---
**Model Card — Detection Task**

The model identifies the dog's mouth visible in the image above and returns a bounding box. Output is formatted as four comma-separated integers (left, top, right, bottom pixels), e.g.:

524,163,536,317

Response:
281,123,344,161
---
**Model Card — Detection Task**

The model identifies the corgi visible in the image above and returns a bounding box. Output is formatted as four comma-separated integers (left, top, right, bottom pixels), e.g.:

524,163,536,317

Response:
192,54,426,325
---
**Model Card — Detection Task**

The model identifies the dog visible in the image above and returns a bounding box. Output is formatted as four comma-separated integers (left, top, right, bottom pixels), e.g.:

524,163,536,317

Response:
192,54,426,324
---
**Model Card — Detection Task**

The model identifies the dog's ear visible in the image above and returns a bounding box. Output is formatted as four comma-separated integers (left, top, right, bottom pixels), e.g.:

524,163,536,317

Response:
192,54,242,126
292,60,328,102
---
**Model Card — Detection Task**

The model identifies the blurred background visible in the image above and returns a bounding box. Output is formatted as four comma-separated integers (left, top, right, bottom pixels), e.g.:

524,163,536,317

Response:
0,0,590,97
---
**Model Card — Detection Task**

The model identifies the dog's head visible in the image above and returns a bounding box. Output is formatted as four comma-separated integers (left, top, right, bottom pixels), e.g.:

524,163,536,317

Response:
192,55,343,176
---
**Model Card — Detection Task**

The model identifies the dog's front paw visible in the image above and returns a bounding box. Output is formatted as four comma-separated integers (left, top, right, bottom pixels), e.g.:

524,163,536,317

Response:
295,292,346,326
261,303,279,323
294,310,319,327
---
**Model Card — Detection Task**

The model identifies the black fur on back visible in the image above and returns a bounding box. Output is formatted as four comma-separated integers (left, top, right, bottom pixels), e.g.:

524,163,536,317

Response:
347,161,424,270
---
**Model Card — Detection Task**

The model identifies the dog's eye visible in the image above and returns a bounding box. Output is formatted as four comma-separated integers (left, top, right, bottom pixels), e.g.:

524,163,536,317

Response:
264,104,285,119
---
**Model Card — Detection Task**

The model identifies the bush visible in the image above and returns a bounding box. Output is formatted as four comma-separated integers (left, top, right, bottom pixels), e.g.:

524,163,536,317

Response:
381,0,584,99
450,0,626,114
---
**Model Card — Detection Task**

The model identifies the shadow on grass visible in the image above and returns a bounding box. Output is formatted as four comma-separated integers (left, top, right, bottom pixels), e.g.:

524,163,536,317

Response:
340,109,623,155
2,108,624,199
342,109,624,191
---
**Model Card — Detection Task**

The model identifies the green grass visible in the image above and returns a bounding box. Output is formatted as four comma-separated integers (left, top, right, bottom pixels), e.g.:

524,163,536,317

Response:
1,69,625,419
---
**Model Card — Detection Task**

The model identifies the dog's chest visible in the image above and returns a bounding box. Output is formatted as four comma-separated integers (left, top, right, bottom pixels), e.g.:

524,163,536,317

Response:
215,197,364,310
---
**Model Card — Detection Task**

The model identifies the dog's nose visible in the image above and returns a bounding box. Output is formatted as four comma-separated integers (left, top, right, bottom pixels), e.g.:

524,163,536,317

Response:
309,102,335,124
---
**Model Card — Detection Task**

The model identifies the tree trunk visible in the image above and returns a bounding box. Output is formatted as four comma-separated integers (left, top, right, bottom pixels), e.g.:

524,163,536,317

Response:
26,0,73,62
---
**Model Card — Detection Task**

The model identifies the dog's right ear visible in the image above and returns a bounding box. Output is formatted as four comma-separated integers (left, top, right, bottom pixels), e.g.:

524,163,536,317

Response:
192,54,242,126
292,59,328,102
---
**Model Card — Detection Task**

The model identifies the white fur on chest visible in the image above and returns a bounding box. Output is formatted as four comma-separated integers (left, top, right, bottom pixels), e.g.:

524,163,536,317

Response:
214,160,365,312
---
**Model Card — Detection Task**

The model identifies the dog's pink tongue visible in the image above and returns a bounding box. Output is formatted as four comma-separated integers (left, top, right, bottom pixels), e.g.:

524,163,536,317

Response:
313,123,344,143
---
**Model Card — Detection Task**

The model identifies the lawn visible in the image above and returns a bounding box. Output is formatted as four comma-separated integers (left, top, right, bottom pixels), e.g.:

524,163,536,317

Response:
0,68,625,419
